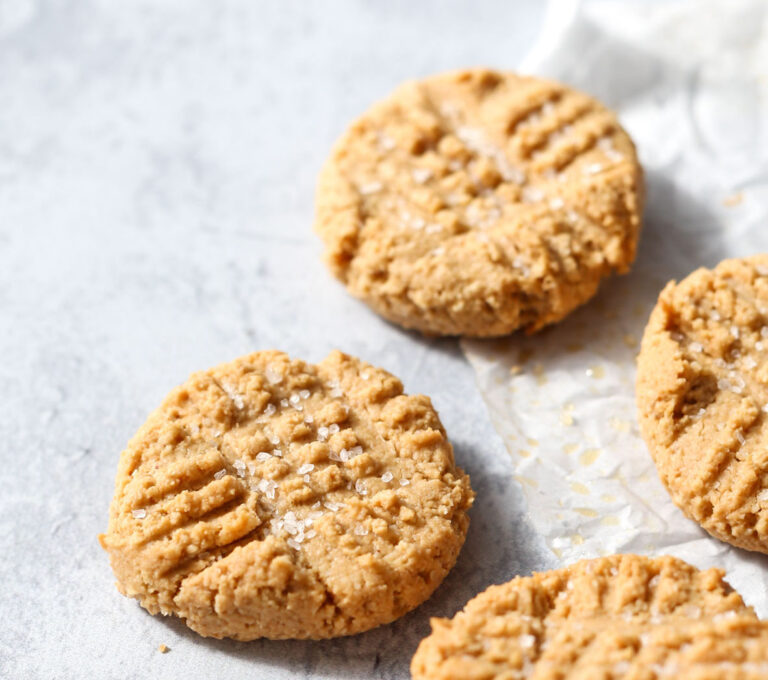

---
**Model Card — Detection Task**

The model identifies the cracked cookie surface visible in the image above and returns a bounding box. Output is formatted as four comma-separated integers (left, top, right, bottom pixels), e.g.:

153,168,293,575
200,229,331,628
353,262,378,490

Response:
315,68,643,337
99,350,473,639
637,255,768,554
411,554,768,680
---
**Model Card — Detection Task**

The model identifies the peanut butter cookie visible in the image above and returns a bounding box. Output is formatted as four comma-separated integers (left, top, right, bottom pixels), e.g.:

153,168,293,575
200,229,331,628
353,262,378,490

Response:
100,350,473,639
637,255,768,554
315,68,643,337
411,554,768,679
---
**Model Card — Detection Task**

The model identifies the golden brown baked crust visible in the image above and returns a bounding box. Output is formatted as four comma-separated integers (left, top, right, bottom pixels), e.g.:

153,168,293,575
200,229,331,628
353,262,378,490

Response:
637,255,768,554
100,350,473,640
411,554,768,680
315,68,644,337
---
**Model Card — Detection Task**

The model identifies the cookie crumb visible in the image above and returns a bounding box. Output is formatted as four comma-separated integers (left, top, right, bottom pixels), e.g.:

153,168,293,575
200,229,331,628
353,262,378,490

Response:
157,644,169,653
722,191,743,207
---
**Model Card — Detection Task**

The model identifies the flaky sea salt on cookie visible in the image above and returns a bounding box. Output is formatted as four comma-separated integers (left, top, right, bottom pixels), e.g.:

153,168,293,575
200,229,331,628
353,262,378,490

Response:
411,554,768,680
99,350,473,640
315,68,643,337
637,255,768,554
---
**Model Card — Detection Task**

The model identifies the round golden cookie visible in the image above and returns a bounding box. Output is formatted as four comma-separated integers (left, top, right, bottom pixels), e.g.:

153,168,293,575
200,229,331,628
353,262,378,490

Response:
315,68,644,337
99,350,473,640
637,255,768,554
411,554,768,680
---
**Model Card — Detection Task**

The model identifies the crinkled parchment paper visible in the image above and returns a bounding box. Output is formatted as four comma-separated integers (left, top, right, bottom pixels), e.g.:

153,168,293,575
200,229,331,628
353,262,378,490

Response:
463,0,768,615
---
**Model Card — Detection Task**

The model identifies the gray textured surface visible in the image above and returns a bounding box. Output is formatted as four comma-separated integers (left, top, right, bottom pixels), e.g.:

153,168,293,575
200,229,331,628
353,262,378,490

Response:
0,2,552,678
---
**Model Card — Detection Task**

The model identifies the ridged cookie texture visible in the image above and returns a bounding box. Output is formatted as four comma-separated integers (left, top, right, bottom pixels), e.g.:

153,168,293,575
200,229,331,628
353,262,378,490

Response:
100,350,473,640
315,68,643,337
411,554,768,680
637,255,768,554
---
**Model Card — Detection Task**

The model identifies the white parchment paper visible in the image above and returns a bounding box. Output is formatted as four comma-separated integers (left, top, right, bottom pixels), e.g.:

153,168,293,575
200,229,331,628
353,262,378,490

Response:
463,0,768,615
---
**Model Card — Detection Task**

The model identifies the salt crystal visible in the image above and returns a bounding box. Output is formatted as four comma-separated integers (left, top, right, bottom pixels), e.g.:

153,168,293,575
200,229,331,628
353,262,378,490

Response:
256,452,272,462
297,463,315,475
430,247,445,257
266,430,280,445
317,426,329,441
522,186,544,203
597,137,614,151
280,398,289,408
233,459,246,477
257,478,278,500
329,450,341,462
744,356,757,369
289,394,300,405
265,364,283,385
214,469,227,480
381,471,394,483
519,634,535,649
583,163,604,175
731,375,745,393
263,403,276,416
355,479,367,495
299,389,311,399
717,378,732,391
361,372,370,380
762,327,768,339
330,388,343,398
756,342,764,351
549,197,564,210
323,501,340,512
132,509,146,519
221,383,245,410
689,342,703,353
736,430,746,445
359,181,383,195
328,424,340,435
304,414,314,424
354,524,369,536
272,449,282,457
731,326,740,339
287,538,301,550
412,168,433,184
710,310,721,321
303,474,311,483
247,462,257,475
400,479,411,486
305,530,317,540
757,489,768,503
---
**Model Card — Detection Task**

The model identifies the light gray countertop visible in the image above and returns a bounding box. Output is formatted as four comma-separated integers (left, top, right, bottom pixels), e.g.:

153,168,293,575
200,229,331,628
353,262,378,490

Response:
1,2,555,678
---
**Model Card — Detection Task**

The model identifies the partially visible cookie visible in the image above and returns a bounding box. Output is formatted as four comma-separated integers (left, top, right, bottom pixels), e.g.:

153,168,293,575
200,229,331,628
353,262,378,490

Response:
637,255,768,554
411,554,768,680
315,68,643,337
100,350,473,640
